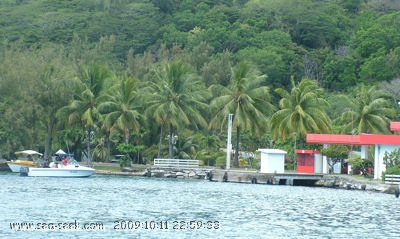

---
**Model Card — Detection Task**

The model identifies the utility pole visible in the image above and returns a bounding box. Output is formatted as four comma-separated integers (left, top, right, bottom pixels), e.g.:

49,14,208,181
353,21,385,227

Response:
226,114,233,170
293,132,297,171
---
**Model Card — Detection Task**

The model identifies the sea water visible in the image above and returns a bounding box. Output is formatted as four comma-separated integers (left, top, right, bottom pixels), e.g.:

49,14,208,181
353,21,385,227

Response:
1,173,399,239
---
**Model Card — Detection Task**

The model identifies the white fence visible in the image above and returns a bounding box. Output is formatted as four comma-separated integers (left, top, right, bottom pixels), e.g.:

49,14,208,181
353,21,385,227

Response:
384,174,400,184
153,158,199,167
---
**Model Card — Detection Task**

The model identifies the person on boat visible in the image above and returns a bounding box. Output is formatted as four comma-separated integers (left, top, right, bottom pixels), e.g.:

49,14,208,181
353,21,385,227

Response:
43,160,49,168
62,157,68,166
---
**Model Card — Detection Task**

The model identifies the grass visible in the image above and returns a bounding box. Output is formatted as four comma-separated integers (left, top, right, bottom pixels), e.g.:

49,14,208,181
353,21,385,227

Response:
93,162,149,172
349,174,383,183
93,163,121,172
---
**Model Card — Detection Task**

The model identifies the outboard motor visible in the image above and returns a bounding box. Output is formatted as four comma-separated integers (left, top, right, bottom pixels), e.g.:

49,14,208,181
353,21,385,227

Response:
19,166,29,176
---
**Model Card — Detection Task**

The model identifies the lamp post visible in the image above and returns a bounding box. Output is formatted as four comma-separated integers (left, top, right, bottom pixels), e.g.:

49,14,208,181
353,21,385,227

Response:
226,114,233,170
292,132,297,171
168,133,178,159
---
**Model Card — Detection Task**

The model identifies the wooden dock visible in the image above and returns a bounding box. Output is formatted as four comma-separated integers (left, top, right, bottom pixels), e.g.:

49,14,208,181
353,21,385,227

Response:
209,169,324,186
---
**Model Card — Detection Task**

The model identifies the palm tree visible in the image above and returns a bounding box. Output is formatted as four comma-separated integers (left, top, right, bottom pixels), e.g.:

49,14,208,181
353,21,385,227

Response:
209,61,274,167
144,60,210,159
337,84,395,134
58,64,111,165
100,77,143,143
174,135,199,159
199,134,221,151
99,77,143,161
196,134,221,166
270,77,331,145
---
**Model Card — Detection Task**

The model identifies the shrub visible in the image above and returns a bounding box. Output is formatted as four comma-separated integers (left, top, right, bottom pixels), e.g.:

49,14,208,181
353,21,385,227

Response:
348,155,363,174
382,148,400,177
383,148,400,176
384,165,400,176
239,158,249,167
216,155,227,169
383,148,400,168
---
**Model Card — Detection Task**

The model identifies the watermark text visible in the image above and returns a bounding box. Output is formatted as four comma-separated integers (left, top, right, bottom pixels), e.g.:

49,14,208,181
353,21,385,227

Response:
10,220,105,232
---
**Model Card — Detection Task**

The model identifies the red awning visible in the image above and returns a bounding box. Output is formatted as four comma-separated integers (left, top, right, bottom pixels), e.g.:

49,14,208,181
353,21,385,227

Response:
390,122,400,132
307,133,400,145
307,134,362,145
359,134,400,145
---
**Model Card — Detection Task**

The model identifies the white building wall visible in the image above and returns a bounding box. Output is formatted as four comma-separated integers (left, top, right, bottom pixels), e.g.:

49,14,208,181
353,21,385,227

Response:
258,149,286,173
360,145,368,159
322,144,329,174
314,153,323,173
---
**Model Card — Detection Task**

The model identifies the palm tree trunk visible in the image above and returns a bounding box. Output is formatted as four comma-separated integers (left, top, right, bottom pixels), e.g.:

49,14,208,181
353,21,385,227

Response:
234,126,239,167
157,123,164,158
169,123,173,159
87,126,92,167
299,134,304,149
44,119,54,162
106,131,111,162
124,127,130,144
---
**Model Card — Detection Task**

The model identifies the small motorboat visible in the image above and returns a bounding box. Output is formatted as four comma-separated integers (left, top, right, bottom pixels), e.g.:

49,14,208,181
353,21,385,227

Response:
26,159,95,178
24,159,95,178
7,150,43,173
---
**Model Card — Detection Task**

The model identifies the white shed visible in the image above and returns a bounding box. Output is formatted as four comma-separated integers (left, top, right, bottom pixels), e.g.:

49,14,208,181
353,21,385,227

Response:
258,148,286,173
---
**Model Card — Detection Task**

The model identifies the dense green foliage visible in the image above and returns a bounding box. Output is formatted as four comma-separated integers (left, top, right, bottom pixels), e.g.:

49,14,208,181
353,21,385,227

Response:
1,0,400,167
383,148,400,176
321,145,350,173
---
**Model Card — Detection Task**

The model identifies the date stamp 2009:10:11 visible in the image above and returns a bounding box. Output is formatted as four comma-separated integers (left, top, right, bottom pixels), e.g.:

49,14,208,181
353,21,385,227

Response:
114,220,220,231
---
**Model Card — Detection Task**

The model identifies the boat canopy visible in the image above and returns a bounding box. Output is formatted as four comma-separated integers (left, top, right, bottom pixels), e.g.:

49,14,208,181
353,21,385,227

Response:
55,149,67,155
15,150,43,156
55,149,74,157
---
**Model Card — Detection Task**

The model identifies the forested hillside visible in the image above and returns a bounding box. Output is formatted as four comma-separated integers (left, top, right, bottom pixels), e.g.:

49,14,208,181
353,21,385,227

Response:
1,0,400,168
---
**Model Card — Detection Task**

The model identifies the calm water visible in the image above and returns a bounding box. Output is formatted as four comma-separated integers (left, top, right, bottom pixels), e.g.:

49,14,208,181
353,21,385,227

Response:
1,172,400,239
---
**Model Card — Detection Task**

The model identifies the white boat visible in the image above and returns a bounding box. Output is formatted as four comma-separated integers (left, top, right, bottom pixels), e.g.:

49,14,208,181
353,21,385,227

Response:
7,150,43,173
25,160,95,177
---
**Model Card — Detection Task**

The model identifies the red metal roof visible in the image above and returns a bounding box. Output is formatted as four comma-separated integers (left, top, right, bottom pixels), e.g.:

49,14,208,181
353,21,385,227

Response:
307,134,362,145
307,133,400,145
359,134,400,145
390,122,400,132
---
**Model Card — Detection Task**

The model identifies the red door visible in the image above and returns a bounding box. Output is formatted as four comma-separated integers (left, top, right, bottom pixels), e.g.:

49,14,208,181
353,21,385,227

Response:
297,154,314,173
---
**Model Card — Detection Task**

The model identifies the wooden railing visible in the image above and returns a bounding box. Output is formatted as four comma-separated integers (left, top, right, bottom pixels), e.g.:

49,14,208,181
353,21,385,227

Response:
153,158,199,167
384,174,400,184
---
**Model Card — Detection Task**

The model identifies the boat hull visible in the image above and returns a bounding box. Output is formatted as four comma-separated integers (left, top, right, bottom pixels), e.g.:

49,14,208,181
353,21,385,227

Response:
27,166,95,177
7,161,36,173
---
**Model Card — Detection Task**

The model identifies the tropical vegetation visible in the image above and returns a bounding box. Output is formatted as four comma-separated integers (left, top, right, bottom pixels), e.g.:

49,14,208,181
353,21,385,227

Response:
271,77,331,145
383,148,400,176
1,0,400,170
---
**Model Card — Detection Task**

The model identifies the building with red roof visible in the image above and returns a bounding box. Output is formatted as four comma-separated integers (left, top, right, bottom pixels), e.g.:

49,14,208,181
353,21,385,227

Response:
306,122,400,179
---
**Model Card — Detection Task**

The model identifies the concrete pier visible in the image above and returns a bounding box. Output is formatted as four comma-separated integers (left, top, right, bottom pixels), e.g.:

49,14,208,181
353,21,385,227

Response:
209,169,324,186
